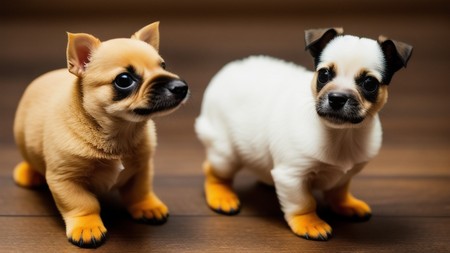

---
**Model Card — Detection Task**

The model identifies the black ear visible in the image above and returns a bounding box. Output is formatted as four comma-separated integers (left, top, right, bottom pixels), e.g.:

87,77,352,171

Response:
304,27,344,65
378,36,413,84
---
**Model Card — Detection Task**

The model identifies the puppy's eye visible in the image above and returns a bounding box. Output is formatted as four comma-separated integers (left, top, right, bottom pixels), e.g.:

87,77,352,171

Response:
362,77,379,93
114,73,137,89
318,68,332,84
161,62,166,69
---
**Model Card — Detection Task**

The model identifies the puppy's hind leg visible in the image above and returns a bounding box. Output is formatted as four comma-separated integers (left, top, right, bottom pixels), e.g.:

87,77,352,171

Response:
324,180,372,221
204,161,241,215
13,161,46,188
120,158,169,225
324,163,372,221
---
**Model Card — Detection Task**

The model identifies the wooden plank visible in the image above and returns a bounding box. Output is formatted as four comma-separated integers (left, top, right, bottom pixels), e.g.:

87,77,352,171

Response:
0,216,448,252
363,147,450,176
1,174,449,217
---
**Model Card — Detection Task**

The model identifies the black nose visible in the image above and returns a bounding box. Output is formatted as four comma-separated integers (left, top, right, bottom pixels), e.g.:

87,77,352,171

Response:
328,92,349,110
166,79,188,99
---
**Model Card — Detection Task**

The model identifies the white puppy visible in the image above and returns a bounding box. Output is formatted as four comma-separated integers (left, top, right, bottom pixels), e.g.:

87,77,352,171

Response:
195,28,412,240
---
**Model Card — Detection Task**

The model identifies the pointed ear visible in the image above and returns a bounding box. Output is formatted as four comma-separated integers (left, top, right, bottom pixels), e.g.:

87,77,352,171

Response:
131,21,160,51
66,32,101,77
378,35,413,84
305,27,344,60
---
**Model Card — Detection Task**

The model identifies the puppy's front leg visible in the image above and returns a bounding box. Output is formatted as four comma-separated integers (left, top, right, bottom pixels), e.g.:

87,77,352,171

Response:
47,174,107,248
271,166,332,241
120,157,169,225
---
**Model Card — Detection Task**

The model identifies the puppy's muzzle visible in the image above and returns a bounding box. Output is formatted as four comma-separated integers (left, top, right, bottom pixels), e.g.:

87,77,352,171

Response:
151,77,189,103
316,91,364,125
134,78,189,116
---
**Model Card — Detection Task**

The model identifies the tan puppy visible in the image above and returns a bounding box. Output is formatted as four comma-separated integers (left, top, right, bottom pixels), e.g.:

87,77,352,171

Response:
13,22,189,248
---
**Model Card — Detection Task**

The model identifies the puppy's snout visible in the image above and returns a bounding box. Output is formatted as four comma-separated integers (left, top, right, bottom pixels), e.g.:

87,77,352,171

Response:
328,92,349,110
166,79,188,99
151,78,189,100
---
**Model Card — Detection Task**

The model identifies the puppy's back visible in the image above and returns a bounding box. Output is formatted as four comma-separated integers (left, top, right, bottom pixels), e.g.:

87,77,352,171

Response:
14,69,76,173
195,55,314,177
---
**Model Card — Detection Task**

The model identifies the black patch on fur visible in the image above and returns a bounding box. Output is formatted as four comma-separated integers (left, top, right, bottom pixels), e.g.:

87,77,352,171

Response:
355,71,380,103
316,66,336,94
112,65,142,101
305,29,342,68
316,95,364,124
132,78,188,116
379,39,412,84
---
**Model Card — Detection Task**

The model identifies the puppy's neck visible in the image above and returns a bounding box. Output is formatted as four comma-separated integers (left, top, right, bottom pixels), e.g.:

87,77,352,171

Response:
323,115,376,138
68,81,149,157
320,115,382,166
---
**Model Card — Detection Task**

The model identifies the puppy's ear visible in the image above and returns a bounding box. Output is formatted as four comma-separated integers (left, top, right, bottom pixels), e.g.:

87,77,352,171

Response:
378,36,413,84
305,27,344,60
132,21,160,51
67,33,101,77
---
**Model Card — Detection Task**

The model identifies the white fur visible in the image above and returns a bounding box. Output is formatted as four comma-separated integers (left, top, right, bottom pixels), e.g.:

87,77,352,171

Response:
195,43,384,218
319,36,385,83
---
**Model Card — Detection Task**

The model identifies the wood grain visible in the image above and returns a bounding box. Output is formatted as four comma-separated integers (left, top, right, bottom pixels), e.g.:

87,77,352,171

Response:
0,216,448,253
0,2,449,252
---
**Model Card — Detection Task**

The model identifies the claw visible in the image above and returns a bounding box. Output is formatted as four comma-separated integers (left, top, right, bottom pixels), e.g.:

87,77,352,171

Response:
66,214,108,248
139,212,169,225
213,206,241,216
288,212,333,241
128,194,170,225
328,192,372,221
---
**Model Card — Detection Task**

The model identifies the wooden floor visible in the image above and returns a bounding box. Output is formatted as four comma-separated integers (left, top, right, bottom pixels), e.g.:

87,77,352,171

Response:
1,2,449,252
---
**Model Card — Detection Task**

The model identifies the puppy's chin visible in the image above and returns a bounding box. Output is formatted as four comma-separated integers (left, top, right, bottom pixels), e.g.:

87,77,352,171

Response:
317,110,365,127
121,111,152,123
319,116,366,129
132,102,185,119
105,100,187,123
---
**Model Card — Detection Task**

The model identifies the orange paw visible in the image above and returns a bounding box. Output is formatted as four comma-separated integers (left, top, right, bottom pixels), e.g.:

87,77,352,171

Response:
128,193,169,225
66,214,107,248
330,194,372,221
13,162,46,188
205,180,240,215
288,212,332,241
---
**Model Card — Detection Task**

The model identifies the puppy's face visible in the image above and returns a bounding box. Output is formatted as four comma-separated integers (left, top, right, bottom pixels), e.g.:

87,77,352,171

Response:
67,22,189,123
305,28,412,128
313,36,387,128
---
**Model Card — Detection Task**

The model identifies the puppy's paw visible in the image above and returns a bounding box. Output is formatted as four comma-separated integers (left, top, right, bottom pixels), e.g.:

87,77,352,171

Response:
205,181,241,215
330,194,372,221
13,162,46,188
128,193,169,225
288,212,332,241
66,214,107,248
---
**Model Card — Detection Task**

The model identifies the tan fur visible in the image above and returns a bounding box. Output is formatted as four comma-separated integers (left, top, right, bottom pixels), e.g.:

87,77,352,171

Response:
367,85,388,117
13,22,187,248
203,161,240,214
